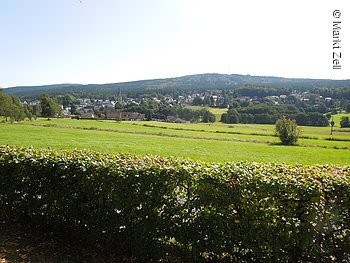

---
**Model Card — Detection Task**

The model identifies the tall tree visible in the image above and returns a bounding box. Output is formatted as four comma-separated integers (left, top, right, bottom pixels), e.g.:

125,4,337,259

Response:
0,90,12,121
40,94,61,119
10,96,26,121
202,109,216,123
221,109,239,124
32,104,40,118
0,90,26,122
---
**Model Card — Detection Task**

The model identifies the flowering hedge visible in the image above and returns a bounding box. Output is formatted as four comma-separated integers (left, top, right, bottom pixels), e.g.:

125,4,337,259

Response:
0,145,349,262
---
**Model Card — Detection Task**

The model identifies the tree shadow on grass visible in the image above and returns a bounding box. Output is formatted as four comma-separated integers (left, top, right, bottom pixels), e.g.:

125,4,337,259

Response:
268,142,300,147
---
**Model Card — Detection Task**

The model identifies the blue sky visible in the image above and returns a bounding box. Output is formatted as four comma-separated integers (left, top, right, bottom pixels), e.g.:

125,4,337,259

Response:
0,0,349,87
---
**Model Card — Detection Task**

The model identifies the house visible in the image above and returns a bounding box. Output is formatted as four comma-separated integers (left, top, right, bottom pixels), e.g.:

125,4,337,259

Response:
80,112,95,119
106,112,145,121
164,97,174,103
166,116,187,123
62,107,71,117
106,112,121,119
120,112,145,121
102,100,115,108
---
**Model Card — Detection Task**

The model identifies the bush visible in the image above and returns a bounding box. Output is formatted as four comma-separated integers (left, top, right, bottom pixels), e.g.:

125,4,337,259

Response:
340,116,350,128
0,145,349,262
275,116,301,145
221,109,239,124
306,112,329,127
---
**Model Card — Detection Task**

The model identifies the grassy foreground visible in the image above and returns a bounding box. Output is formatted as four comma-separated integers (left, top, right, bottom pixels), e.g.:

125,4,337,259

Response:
0,118,349,165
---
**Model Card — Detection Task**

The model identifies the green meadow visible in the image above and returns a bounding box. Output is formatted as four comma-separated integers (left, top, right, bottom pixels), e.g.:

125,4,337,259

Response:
0,118,349,165
185,106,228,121
333,113,350,127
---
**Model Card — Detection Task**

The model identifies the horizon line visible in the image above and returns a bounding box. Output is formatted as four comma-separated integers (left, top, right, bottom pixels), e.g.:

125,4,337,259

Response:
3,72,350,89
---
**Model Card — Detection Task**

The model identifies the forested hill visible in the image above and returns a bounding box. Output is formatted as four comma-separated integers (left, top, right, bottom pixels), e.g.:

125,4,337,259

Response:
4,73,350,98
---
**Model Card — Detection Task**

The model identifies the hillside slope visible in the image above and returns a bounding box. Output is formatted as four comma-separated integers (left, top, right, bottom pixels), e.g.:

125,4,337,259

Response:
3,73,350,97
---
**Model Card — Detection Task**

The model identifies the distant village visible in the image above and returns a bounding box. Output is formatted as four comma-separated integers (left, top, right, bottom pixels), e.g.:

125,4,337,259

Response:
20,89,334,122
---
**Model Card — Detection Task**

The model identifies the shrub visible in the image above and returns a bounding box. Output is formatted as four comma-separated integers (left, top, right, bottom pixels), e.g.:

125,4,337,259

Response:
221,109,239,124
0,145,349,262
275,116,301,145
340,116,350,128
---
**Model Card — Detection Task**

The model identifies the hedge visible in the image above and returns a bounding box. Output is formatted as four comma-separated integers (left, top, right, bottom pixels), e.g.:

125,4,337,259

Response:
0,145,349,262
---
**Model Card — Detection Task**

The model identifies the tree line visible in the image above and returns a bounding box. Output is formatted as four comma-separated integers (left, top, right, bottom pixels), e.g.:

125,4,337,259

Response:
0,90,61,121
0,90,31,121
221,103,331,126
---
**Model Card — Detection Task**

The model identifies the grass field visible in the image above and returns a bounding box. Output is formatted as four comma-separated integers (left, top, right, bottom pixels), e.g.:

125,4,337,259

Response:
185,106,227,121
333,113,350,127
0,118,349,165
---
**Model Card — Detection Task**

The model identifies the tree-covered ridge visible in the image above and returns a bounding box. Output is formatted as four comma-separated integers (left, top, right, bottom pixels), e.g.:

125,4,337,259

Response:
4,73,350,98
